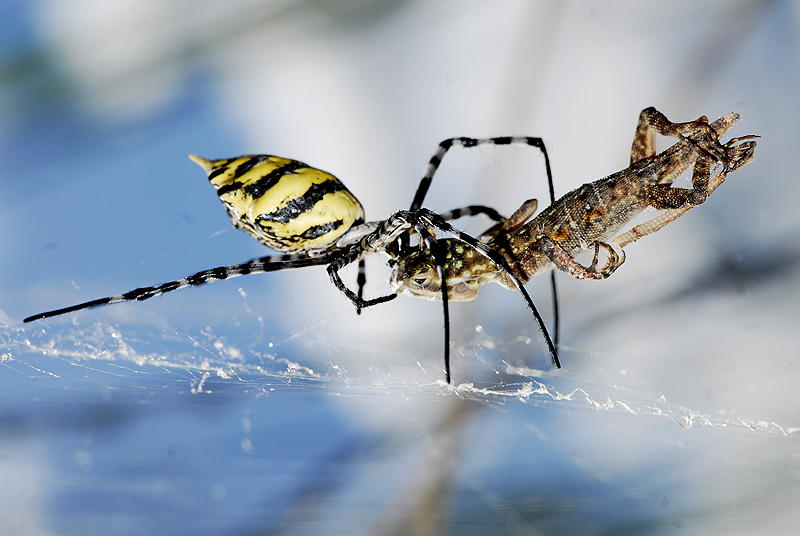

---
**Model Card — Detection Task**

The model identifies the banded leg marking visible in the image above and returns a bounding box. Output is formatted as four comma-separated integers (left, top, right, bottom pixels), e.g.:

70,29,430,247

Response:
24,253,337,323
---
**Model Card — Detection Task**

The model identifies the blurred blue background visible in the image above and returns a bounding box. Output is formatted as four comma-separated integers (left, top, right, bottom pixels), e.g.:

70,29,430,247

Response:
2,1,800,534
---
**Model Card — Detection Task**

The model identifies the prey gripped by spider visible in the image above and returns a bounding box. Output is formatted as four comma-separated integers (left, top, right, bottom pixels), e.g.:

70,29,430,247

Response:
23,136,558,384
391,108,757,368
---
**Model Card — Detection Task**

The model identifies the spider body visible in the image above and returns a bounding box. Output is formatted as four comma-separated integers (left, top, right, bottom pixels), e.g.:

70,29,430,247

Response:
25,137,557,383
190,154,365,254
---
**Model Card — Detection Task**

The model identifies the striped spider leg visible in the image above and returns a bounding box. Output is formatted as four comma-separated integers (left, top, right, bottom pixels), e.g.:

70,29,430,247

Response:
23,252,342,322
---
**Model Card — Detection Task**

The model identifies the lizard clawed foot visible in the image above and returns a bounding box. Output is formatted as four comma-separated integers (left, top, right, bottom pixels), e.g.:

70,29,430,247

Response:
587,241,624,279
722,135,758,173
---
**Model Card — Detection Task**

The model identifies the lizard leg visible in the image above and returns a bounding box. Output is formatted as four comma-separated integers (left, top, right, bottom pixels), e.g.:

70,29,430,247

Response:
538,237,624,280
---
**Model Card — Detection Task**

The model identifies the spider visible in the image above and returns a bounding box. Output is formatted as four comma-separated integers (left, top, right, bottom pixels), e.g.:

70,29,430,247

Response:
24,138,561,384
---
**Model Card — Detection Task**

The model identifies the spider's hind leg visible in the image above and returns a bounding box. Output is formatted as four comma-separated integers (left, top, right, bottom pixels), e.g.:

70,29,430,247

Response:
24,253,339,323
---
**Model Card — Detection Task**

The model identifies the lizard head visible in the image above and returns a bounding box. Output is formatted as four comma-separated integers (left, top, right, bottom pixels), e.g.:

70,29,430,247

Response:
390,240,498,301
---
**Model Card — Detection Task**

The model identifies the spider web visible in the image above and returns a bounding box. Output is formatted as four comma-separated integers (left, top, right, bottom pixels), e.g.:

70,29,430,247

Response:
5,207,800,536
4,276,799,536
4,302,796,438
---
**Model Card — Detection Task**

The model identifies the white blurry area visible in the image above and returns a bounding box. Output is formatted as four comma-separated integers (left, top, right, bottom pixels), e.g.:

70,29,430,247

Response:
3,0,800,534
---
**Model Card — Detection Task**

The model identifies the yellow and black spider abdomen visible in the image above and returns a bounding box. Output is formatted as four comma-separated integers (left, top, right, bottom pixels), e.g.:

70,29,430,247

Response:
190,154,365,254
